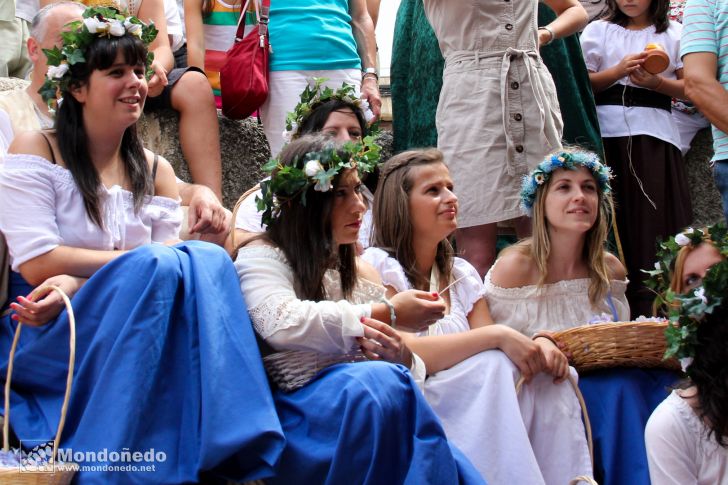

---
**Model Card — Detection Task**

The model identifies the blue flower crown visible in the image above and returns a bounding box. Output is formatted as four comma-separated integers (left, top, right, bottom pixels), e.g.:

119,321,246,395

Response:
519,151,613,216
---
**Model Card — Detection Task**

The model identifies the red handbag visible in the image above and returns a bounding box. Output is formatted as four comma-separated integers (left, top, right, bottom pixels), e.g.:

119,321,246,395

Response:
220,0,270,120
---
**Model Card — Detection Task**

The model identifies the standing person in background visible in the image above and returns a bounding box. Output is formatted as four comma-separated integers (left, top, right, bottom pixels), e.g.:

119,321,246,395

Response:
422,0,588,278
0,0,35,78
681,0,728,223
261,0,380,156
580,0,693,317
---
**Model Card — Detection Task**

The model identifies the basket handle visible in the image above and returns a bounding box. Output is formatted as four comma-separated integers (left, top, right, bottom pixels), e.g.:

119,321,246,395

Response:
515,373,594,470
3,284,76,465
229,183,262,254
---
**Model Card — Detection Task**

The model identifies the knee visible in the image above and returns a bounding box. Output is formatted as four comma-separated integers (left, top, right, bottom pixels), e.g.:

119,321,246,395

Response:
337,362,416,414
171,71,215,109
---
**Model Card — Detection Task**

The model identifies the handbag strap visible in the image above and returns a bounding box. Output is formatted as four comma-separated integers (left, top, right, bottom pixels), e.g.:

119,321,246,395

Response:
235,0,268,40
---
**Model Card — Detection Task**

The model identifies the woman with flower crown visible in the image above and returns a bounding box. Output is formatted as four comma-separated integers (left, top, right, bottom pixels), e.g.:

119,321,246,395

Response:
362,148,593,484
645,259,728,484
484,149,680,485
0,7,284,484
234,134,484,484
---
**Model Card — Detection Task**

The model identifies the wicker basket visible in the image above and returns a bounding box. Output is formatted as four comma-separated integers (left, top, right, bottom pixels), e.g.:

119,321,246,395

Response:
0,285,79,484
552,321,680,373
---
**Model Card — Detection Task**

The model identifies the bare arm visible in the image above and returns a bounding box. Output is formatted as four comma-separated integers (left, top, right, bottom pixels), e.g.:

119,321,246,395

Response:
348,0,381,118
19,247,127,286
630,67,685,99
684,51,728,134
184,0,206,70
539,0,588,46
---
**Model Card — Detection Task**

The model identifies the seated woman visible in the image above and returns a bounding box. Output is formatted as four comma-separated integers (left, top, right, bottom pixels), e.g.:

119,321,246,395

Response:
362,149,593,483
645,255,728,484
484,150,677,485
0,8,283,483
234,135,484,484
232,79,378,251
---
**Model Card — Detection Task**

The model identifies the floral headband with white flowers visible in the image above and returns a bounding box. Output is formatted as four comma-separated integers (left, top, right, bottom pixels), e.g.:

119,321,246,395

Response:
282,77,376,144
644,222,728,310
519,151,613,216
255,137,381,226
38,6,158,113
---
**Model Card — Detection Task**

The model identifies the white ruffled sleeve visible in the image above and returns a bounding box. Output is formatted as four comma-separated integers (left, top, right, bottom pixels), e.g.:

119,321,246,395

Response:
148,196,183,243
580,21,605,72
234,188,266,233
451,257,486,316
361,247,410,291
235,245,367,353
0,155,62,271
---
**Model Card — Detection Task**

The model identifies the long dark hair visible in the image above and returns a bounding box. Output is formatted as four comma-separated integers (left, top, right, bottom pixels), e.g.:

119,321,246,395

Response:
372,149,454,290
56,34,152,228
686,297,728,447
603,0,670,32
263,135,358,301
295,99,367,140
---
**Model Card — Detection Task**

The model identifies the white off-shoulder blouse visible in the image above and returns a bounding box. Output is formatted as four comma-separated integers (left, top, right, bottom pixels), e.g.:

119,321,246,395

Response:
483,260,630,336
0,154,182,271
362,247,485,336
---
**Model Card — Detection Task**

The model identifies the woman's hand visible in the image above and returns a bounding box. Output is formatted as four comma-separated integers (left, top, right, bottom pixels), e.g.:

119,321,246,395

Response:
389,289,446,333
534,336,570,383
147,59,169,98
9,275,87,327
496,325,545,383
357,317,413,367
360,77,382,121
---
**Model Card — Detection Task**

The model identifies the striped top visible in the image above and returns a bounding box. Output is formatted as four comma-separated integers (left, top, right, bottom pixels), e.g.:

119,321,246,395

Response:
681,0,728,160
202,0,255,107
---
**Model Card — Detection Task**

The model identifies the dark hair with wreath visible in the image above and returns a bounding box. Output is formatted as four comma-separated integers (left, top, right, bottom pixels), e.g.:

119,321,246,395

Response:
372,149,454,291
56,33,152,228
686,297,728,447
603,0,670,33
296,98,367,141
255,135,372,301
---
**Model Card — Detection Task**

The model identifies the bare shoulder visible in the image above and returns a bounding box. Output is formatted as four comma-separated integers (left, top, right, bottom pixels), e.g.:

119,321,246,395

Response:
490,248,539,289
8,130,57,161
145,149,178,200
604,252,627,280
357,257,383,286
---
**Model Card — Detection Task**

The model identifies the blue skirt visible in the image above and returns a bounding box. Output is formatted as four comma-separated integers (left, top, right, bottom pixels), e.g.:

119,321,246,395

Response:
270,362,485,485
0,242,285,484
580,368,680,485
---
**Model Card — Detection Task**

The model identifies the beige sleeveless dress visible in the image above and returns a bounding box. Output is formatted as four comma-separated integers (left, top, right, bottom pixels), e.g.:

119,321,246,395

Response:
424,0,563,227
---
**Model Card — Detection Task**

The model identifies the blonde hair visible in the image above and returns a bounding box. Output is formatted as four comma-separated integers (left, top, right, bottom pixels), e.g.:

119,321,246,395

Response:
505,149,614,305
669,230,714,294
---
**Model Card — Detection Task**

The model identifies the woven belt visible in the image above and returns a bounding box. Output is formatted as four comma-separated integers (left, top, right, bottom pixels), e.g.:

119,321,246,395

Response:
595,84,671,112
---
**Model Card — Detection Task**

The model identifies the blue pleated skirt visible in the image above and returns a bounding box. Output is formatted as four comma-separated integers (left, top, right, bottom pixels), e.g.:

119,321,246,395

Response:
0,242,285,484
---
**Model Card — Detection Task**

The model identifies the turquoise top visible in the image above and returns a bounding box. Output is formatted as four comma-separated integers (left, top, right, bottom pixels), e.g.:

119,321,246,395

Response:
269,0,361,71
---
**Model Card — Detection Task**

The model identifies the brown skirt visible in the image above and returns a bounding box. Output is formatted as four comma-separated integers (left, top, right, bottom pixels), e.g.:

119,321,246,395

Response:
603,135,693,318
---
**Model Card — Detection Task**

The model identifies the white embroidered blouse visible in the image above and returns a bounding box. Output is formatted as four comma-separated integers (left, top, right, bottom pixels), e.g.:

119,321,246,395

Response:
645,391,728,484
362,247,485,336
483,260,630,336
0,154,182,271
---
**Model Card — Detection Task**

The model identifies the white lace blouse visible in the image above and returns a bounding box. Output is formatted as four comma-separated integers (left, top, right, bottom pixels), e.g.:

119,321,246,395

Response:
483,260,630,336
0,154,182,271
362,247,485,336
645,391,728,484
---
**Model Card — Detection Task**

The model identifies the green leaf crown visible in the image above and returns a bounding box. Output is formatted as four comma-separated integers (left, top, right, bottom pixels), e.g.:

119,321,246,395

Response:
39,5,158,113
255,137,380,226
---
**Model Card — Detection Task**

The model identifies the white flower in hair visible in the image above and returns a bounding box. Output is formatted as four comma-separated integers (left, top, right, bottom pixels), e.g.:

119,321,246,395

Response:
304,160,324,177
685,227,694,234
679,357,693,372
675,233,691,246
314,177,333,192
124,19,142,37
83,16,105,33
109,19,126,36
695,286,707,304
47,63,69,79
